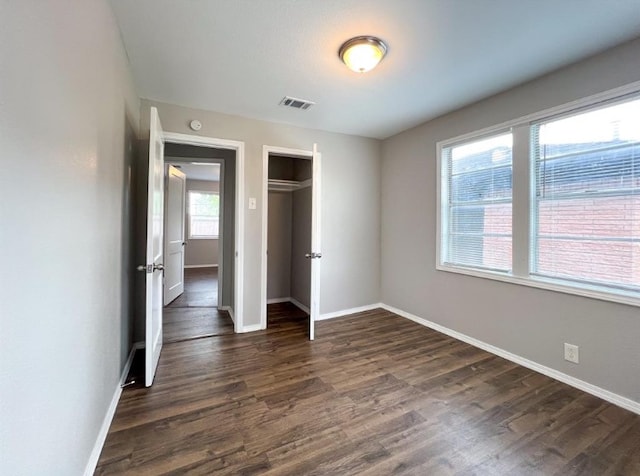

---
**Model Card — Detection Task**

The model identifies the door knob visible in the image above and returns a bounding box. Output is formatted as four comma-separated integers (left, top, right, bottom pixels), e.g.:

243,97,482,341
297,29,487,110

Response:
153,263,164,271
305,252,322,259
137,264,151,272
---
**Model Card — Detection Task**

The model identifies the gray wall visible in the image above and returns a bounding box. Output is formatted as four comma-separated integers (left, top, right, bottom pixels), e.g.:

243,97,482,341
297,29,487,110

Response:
185,179,220,267
381,37,640,405
0,0,140,474
267,191,292,299
291,187,312,308
141,99,382,326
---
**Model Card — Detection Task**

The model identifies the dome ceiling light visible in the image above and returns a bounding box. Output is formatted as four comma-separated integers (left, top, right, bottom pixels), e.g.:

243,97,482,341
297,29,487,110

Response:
338,36,388,73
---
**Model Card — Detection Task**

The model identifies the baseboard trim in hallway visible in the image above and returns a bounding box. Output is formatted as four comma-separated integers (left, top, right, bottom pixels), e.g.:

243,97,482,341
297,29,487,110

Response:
380,303,640,416
84,341,142,476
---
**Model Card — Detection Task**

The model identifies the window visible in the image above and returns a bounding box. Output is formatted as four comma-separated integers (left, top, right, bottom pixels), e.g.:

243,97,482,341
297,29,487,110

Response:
438,90,640,305
532,99,640,291
442,133,513,272
188,191,219,239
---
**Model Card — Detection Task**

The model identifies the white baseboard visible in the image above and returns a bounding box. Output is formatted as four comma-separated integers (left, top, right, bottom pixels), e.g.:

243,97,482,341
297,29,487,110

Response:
217,306,234,324
267,297,291,304
380,303,640,416
290,298,310,314
184,264,218,269
318,303,382,321
84,341,142,476
240,323,262,333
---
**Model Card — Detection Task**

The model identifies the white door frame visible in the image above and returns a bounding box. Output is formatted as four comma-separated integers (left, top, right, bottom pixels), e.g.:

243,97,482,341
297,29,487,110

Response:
260,145,317,332
163,131,245,333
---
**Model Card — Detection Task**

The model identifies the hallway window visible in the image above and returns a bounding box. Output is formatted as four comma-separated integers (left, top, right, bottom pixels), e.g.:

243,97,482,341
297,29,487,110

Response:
189,191,219,238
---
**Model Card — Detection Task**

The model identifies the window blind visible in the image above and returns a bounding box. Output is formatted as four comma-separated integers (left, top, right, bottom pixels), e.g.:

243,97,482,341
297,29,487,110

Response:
444,133,513,272
532,98,640,291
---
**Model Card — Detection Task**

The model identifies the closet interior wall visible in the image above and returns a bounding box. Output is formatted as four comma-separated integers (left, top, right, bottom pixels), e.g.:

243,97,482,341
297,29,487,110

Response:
267,155,312,310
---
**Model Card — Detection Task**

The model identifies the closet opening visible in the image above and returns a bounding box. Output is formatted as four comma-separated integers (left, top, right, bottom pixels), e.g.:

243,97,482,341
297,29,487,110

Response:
264,151,314,336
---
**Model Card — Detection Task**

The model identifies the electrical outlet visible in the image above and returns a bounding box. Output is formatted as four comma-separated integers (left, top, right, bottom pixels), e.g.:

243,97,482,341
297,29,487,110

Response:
564,343,579,364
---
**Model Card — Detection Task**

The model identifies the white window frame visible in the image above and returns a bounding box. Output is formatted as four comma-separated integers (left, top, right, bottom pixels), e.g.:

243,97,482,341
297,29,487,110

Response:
439,129,514,274
188,190,220,240
436,80,640,308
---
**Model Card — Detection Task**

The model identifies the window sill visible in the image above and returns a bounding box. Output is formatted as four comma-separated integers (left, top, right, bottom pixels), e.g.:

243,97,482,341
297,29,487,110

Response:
435,264,640,308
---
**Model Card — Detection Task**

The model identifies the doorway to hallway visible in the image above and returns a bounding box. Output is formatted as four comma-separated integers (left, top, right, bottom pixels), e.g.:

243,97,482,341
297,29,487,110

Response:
164,267,233,342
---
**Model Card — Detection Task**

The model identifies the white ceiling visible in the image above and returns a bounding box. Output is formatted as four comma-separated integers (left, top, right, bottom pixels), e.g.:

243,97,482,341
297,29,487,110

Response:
109,0,640,139
168,162,221,182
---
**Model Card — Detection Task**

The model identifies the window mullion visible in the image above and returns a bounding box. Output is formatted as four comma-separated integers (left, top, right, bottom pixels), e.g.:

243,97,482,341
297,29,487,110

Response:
511,124,530,277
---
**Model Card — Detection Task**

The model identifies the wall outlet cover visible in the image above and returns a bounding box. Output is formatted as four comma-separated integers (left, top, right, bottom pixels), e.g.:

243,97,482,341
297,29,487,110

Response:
564,343,579,364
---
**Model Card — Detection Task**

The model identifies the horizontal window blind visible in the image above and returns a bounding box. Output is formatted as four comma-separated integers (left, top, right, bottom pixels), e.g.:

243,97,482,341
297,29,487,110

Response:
444,133,513,272
532,98,640,291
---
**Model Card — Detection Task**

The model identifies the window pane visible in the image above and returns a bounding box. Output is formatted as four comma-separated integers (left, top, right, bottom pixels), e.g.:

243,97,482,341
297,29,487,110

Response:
533,98,640,290
444,133,513,272
189,191,220,238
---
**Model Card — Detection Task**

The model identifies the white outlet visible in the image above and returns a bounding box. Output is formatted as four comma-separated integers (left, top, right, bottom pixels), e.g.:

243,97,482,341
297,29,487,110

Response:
564,343,579,364
248,197,257,209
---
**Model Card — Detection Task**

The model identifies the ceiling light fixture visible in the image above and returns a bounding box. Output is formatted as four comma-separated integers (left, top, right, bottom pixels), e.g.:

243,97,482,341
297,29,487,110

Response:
339,36,388,73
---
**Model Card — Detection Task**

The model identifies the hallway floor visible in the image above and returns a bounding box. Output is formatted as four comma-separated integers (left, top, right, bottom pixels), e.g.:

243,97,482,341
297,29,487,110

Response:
164,267,234,342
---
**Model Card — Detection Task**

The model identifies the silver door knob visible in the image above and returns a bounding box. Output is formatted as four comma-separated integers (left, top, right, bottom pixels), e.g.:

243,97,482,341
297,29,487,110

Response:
137,264,150,272
153,263,164,271
305,252,322,259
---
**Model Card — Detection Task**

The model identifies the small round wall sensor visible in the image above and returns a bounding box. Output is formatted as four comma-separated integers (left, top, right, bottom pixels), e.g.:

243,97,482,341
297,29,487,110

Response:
189,120,202,131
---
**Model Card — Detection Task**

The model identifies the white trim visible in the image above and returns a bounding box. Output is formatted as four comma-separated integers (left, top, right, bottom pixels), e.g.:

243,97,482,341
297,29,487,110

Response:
436,82,640,309
318,303,382,321
290,297,310,314
162,131,245,333
267,297,292,304
184,264,218,269
218,306,234,323
260,147,269,331
380,304,640,416
436,263,640,308
84,342,142,476
239,323,262,333
260,145,314,331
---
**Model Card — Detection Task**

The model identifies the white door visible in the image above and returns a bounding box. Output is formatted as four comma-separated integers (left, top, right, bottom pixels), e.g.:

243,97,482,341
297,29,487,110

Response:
308,144,322,340
163,165,186,305
144,107,165,387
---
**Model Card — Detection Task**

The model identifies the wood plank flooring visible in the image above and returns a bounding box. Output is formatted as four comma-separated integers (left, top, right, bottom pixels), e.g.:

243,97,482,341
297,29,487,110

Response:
167,268,219,308
96,306,640,475
164,268,233,343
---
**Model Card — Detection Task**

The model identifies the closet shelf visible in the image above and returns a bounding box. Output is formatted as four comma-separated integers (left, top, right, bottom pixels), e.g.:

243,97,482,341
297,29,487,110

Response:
268,178,312,192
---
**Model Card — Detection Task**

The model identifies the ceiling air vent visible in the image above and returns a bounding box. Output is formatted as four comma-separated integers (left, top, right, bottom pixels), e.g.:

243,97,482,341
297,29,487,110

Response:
279,96,315,110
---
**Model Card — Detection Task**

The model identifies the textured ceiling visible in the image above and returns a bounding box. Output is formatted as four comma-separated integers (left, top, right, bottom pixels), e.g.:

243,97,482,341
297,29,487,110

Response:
110,0,640,139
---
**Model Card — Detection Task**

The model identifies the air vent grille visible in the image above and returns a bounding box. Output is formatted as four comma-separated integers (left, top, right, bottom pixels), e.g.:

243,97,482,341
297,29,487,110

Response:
279,96,315,110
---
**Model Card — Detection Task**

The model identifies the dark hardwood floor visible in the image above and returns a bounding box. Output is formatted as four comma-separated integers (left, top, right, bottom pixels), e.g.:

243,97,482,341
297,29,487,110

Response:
164,267,234,343
96,306,640,475
167,267,219,308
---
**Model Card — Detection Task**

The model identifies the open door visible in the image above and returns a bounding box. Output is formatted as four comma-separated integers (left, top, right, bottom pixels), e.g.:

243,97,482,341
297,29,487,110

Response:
308,143,322,340
144,107,165,386
163,165,186,305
